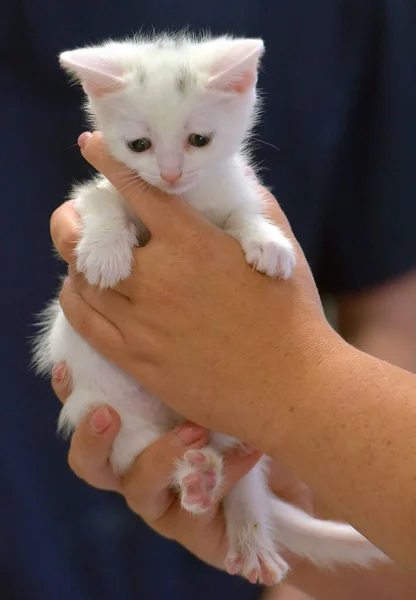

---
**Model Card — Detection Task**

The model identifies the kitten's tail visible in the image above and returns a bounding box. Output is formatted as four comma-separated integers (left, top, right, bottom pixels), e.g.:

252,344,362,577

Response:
270,496,389,568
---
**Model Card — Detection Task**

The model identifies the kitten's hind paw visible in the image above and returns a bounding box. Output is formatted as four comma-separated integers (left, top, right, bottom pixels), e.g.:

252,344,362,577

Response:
174,447,223,515
225,521,289,586
225,544,289,586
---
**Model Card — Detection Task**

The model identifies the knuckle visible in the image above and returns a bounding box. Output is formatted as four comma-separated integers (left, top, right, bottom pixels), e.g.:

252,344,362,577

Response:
50,203,78,263
122,478,146,515
67,449,85,481
59,286,91,338
124,492,143,516
121,462,143,500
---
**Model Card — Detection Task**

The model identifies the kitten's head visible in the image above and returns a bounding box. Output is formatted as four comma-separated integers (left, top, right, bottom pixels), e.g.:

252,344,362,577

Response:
60,34,264,194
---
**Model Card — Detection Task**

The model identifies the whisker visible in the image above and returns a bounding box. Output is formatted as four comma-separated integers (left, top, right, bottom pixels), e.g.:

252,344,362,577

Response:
116,177,153,197
252,138,281,152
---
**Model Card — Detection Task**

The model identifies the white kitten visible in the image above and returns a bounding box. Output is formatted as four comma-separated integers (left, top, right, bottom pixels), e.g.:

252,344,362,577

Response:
33,34,387,586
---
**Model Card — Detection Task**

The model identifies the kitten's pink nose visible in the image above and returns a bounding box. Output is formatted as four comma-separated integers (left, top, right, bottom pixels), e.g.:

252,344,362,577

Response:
161,171,182,185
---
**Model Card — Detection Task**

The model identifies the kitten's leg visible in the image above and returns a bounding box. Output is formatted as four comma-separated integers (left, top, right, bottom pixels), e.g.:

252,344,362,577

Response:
73,178,138,288
225,210,296,279
174,435,289,585
223,460,289,586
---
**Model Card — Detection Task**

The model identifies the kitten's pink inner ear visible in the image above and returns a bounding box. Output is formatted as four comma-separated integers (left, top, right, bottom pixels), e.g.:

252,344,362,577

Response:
208,39,264,94
83,78,124,98
59,49,125,97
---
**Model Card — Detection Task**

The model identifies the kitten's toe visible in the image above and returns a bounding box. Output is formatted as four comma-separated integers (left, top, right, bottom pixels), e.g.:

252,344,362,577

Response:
225,524,289,586
275,242,296,280
243,232,296,279
174,448,223,515
258,552,289,586
76,226,135,289
226,547,288,586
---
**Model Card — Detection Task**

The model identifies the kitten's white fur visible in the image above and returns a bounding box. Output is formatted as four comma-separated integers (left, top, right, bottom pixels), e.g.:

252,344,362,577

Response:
33,34,387,585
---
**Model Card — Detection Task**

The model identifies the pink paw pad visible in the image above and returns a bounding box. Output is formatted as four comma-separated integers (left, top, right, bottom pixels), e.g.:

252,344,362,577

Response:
175,448,223,515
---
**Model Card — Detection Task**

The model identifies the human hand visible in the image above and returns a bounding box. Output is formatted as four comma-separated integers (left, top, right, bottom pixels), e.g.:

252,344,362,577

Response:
51,364,313,573
53,131,339,454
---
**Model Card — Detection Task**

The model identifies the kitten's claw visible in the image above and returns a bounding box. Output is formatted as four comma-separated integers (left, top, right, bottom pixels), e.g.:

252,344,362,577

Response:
174,447,223,514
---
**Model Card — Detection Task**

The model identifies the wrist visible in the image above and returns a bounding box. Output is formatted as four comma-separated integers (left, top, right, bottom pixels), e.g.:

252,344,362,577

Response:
247,319,347,458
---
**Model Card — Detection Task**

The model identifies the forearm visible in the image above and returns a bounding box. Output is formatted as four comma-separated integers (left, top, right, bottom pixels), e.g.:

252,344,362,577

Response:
342,323,416,373
265,335,416,567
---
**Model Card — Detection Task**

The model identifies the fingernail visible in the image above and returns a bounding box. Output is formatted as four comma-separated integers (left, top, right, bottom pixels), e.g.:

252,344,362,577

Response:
175,423,207,446
78,132,92,148
90,407,112,434
52,361,66,382
236,443,256,457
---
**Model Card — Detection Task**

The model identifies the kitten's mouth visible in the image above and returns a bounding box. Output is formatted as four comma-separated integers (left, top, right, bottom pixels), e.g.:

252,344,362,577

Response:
158,180,195,195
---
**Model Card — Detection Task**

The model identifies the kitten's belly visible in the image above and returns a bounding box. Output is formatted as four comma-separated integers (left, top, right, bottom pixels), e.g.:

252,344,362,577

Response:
49,305,180,427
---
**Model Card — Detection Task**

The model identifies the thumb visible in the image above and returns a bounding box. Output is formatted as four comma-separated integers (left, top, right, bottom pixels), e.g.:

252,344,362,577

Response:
78,131,208,239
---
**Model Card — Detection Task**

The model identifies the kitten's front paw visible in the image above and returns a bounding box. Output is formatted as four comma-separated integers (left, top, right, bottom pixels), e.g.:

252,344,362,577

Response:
242,223,296,279
76,224,136,289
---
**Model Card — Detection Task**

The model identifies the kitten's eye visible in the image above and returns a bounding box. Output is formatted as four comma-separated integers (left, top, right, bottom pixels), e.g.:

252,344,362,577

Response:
127,138,152,153
188,133,211,148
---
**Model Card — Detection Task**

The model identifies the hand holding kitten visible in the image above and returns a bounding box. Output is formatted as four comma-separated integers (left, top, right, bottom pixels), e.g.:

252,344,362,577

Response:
55,132,328,449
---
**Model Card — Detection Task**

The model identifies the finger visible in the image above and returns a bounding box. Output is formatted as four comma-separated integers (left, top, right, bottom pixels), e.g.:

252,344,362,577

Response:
50,199,79,264
68,267,132,315
79,132,216,240
122,423,209,521
51,361,72,404
59,277,125,358
68,406,122,492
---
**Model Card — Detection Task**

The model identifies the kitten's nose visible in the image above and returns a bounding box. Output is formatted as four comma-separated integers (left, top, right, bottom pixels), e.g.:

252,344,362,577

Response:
161,171,182,185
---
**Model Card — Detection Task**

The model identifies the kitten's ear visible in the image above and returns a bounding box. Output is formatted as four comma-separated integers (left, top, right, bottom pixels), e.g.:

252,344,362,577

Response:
208,39,264,94
59,47,125,97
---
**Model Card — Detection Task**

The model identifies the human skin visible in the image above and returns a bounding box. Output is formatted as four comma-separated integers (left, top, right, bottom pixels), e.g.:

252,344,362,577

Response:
54,131,416,568
268,272,416,600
